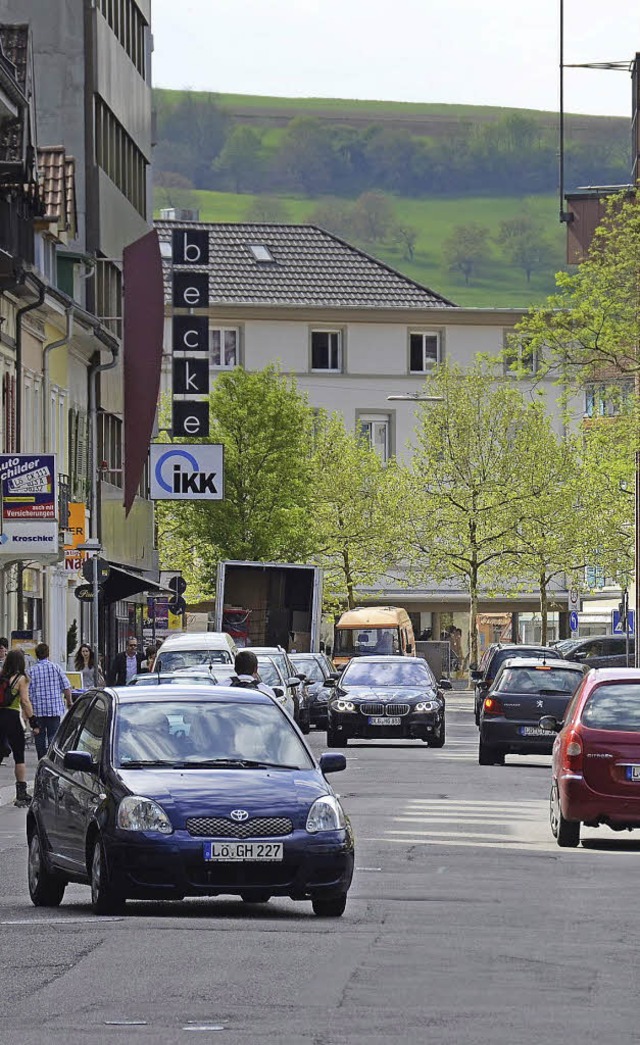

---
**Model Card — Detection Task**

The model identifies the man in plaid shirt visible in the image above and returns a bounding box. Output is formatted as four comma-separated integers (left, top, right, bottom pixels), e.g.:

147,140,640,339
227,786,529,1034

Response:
28,642,72,759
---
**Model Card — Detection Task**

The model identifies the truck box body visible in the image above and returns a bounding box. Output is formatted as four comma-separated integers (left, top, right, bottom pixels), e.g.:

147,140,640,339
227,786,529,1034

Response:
214,561,323,652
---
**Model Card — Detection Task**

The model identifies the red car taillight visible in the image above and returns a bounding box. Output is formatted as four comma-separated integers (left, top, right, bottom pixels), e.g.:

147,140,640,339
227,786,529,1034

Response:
562,729,583,773
483,696,504,717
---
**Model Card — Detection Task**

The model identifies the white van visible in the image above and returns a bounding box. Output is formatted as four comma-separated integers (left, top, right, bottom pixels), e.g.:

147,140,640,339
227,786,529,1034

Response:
154,632,238,672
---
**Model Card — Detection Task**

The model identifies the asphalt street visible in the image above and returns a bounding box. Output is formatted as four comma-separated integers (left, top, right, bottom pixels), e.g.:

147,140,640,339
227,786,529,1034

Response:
1,693,639,1045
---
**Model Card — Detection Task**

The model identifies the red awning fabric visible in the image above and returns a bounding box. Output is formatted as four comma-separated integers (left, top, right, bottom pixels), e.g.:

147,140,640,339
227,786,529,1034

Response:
123,229,164,515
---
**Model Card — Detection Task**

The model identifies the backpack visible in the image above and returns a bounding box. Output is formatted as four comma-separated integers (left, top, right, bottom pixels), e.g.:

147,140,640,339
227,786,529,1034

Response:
0,674,18,708
229,675,260,690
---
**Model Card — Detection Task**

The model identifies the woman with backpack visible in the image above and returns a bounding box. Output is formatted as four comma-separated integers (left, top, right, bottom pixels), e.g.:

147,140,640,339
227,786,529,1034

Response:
0,650,40,807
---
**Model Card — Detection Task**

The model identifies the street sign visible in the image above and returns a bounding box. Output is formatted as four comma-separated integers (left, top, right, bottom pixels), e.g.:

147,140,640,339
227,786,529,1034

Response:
612,610,635,635
168,575,187,595
167,595,187,615
74,584,97,602
82,556,110,584
568,588,579,611
569,610,579,633
149,444,224,501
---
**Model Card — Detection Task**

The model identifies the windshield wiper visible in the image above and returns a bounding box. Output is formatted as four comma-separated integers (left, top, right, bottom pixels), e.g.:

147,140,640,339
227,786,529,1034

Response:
118,759,180,768
174,758,300,770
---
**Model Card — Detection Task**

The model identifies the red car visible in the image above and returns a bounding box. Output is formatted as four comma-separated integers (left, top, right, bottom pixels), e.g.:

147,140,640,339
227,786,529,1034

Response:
544,668,640,847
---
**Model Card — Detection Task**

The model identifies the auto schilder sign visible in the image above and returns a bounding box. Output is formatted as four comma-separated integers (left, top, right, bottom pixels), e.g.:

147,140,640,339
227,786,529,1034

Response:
0,455,57,520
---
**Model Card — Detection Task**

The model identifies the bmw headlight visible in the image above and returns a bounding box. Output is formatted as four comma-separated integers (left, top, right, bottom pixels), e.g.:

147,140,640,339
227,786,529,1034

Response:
415,700,439,713
333,699,356,713
306,795,347,833
117,796,173,834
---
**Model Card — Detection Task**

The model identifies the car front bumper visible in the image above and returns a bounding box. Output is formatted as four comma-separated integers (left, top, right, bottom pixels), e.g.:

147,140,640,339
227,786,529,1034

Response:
328,709,441,740
105,828,354,901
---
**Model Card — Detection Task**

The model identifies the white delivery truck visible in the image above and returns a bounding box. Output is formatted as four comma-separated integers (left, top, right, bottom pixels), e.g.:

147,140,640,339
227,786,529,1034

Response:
214,561,323,653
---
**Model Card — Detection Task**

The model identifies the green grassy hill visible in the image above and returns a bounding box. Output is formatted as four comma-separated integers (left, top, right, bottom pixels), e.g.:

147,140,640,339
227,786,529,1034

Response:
154,187,564,308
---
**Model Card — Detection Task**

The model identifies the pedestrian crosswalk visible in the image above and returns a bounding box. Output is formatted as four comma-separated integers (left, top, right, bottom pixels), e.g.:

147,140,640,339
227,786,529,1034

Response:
374,797,552,851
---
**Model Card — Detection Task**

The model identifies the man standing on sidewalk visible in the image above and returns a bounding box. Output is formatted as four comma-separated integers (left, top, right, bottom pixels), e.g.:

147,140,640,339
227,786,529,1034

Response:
28,643,72,759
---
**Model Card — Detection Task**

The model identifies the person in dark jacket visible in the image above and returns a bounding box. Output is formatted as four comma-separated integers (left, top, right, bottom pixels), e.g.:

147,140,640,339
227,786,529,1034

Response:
107,637,144,686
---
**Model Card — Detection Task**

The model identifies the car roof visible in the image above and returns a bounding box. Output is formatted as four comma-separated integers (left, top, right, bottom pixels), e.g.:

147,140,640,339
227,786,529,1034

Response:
573,635,631,644
585,668,640,681
344,655,427,665
499,657,583,671
108,684,273,706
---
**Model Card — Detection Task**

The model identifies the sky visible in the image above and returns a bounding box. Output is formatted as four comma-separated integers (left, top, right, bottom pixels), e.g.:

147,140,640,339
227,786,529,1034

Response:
152,0,639,117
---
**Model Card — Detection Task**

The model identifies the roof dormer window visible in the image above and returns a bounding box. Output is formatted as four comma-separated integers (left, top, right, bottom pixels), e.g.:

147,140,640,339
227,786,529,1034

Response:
248,244,274,263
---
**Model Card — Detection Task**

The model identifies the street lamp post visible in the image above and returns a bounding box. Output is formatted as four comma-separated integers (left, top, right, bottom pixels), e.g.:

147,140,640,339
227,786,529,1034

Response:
77,537,102,686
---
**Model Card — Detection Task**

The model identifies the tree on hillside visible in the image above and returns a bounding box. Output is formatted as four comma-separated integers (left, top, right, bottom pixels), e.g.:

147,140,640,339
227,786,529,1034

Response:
244,195,290,223
364,127,417,192
214,125,264,192
393,223,418,261
154,172,198,213
311,413,406,611
442,223,491,285
306,198,355,240
406,363,548,668
496,212,557,283
274,116,336,194
156,94,228,189
156,367,316,593
351,190,395,244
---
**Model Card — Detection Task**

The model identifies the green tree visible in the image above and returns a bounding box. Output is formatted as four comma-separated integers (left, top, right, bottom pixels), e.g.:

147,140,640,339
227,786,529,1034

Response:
306,197,355,240
156,368,316,594
311,413,406,610
275,116,335,194
351,190,395,244
496,212,556,283
244,195,290,223
214,125,263,192
157,93,227,188
392,223,418,261
442,222,491,285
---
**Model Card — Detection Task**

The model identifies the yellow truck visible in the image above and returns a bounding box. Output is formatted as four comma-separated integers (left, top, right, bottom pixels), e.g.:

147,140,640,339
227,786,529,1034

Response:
333,606,416,669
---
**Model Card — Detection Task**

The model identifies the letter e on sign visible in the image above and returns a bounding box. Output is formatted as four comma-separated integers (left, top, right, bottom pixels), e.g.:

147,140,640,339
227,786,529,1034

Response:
172,272,209,309
172,401,210,438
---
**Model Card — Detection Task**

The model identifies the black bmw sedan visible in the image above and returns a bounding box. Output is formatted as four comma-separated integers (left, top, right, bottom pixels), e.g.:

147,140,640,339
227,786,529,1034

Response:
325,656,451,746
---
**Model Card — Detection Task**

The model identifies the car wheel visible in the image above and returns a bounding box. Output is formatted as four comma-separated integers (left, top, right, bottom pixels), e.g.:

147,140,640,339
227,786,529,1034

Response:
550,783,580,847
427,719,446,748
312,893,347,917
28,831,66,907
91,838,125,915
241,892,270,904
326,727,347,747
478,740,504,766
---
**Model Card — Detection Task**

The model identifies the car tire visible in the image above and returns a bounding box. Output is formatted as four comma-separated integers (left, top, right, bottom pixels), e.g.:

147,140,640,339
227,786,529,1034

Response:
241,892,270,904
28,831,66,907
91,838,125,915
478,740,504,766
312,893,347,917
427,719,446,748
550,783,580,847
326,727,347,747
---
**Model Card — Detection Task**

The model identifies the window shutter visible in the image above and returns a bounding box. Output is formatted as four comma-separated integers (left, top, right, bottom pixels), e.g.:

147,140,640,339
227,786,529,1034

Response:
76,410,89,499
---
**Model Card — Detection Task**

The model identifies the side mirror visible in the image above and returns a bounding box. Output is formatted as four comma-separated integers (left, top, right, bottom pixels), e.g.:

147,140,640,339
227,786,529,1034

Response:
319,752,346,775
296,673,307,681
64,750,96,772
439,678,453,691
273,687,284,698
572,651,586,661
323,677,337,688
286,676,301,687
539,715,562,733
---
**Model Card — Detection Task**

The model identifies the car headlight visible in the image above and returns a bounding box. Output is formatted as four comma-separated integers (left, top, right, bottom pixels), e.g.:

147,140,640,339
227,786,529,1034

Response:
117,796,173,834
333,699,356,713
306,795,347,833
415,700,439,712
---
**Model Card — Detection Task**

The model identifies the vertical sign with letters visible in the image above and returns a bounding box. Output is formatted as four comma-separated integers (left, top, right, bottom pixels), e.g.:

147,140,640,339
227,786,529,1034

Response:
171,227,210,437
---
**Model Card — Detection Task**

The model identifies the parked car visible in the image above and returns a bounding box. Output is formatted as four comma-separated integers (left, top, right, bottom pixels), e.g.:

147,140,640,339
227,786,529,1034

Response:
251,646,312,731
325,655,451,747
472,644,562,725
26,685,354,916
290,653,334,729
254,656,297,720
478,657,586,765
543,668,640,847
563,634,635,670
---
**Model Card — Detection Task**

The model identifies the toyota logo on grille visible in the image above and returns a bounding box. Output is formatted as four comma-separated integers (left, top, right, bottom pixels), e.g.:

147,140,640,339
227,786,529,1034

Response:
230,809,249,821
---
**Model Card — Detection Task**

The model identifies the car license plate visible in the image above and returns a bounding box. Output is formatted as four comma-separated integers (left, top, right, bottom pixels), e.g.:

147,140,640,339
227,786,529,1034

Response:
203,841,283,862
625,766,640,782
519,726,554,737
369,716,401,726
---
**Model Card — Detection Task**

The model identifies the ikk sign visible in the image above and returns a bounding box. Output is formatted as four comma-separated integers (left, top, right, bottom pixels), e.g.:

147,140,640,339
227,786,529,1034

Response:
0,454,56,520
149,445,224,501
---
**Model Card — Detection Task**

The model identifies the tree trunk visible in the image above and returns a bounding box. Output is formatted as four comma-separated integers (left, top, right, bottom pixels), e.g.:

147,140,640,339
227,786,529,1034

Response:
342,544,355,610
468,564,479,671
539,570,548,646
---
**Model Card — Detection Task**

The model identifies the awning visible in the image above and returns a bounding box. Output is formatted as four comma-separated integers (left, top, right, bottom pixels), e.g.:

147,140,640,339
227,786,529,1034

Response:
101,565,171,605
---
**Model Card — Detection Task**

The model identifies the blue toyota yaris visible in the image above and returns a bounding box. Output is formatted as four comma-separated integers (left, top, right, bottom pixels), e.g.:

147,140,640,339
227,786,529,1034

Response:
26,685,354,917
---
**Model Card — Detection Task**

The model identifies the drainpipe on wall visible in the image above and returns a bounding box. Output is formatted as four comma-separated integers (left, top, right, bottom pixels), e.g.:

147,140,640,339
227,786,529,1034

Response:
88,332,119,543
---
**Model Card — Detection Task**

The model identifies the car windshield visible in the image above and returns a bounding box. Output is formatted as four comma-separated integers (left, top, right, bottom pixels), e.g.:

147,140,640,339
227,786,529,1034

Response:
256,660,282,687
492,649,558,674
291,658,323,681
581,683,640,731
155,649,232,671
114,700,314,769
335,628,399,656
495,667,583,695
342,661,432,687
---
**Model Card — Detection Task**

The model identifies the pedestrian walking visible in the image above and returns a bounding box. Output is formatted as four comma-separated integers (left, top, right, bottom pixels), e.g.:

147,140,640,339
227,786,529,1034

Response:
74,643,104,689
28,643,72,760
107,637,144,685
0,649,40,807
0,636,11,761
141,645,158,673
230,650,277,698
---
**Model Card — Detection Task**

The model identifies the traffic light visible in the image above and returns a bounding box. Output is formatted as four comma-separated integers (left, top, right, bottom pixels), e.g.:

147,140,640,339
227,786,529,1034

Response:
167,574,187,616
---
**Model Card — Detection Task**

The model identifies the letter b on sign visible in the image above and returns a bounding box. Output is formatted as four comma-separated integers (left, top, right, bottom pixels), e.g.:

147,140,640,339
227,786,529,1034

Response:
172,228,208,265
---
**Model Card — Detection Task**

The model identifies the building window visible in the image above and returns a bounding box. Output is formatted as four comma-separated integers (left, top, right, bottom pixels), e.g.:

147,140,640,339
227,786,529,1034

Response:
68,408,89,500
585,382,633,418
409,331,441,372
97,0,148,79
95,259,122,338
311,330,342,372
358,413,392,463
94,96,147,218
98,411,123,489
210,328,239,369
504,340,538,376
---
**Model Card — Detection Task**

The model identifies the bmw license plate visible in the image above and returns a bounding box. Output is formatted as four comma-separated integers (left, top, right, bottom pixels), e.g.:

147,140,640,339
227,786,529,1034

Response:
519,727,554,737
369,716,401,726
625,766,640,782
203,841,283,862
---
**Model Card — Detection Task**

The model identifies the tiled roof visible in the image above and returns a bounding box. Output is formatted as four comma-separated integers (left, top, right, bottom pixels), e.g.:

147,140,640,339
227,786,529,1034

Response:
155,221,457,309
0,24,30,167
37,146,77,238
